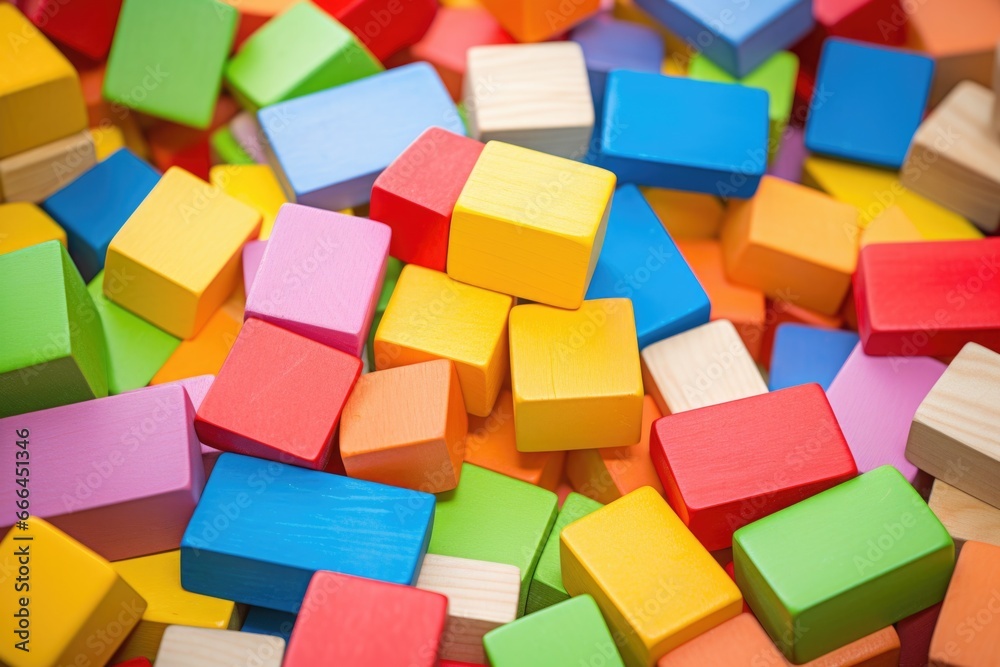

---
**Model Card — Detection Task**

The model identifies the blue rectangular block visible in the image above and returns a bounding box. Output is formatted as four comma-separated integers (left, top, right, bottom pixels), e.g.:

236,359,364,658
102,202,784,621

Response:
768,323,859,391
258,62,465,211
241,607,297,641
570,16,664,112
180,453,435,613
586,184,709,348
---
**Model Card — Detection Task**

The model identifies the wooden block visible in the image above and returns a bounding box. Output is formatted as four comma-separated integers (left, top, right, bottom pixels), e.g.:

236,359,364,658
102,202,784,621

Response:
0,241,107,417
210,125,254,166
218,0,295,48
656,613,785,667
209,164,288,240
928,541,1000,666
314,0,439,61
769,124,807,182
93,124,128,161
760,299,844,368
416,554,520,664
640,320,767,415
796,626,901,667
860,205,924,247
240,606,296,641
0,202,66,256
901,81,1000,233
795,0,908,71
641,187,725,240
571,15,664,110
929,480,1000,552
104,166,260,339
242,239,266,293
596,71,769,197
509,299,643,451
153,375,221,472
475,0,599,42
853,239,1000,356
21,0,123,59
562,487,743,667
365,255,403,370
374,265,513,417
259,62,463,210
283,571,446,667
994,44,1000,135
113,659,152,667
229,111,268,164
586,185,710,348
428,463,558,616
149,305,242,385
0,131,96,203
370,128,484,271
0,4,87,159
896,603,942,667
0,518,146,667
907,343,1000,508
144,97,241,181
153,626,284,667
768,324,858,391
181,453,435,611
734,466,954,663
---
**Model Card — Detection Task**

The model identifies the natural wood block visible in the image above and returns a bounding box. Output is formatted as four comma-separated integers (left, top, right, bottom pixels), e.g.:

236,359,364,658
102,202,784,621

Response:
571,15,664,110
21,0,124,60
314,0,440,62
928,541,1000,666
994,44,1000,135
476,0,600,42
929,480,1000,552
907,343,1000,508
209,164,288,240
509,299,643,451
375,265,513,417
153,626,284,667
768,324,858,392
0,202,66,256
656,613,785,666
105,166,260,339
0,131,96,203
0,518,146,667
149,305,242,385
641,187,725,240
641,320,767,415
896,603,942,667
416,554,520,664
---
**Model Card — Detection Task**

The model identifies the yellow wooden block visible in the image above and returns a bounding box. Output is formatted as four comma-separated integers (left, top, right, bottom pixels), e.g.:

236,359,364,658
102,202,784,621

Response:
561,487,743,667
509,298,643,451
375,265,514,417
860,205,924,247
0,202,66,255
105,167,261,339
720,175,859,316
92,124,127,161
0,4,87,159
640,186,725,239
449,141,616,309
802,155,983,240
0,518,147,667
0,131,96,203
209,164,289,240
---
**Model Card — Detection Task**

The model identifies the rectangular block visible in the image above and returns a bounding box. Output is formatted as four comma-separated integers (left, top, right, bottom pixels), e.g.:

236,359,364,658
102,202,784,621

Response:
928,541,1000,666
571,16,664,110
209,164,288,240
149,304,242,385
476,0,600,42
929,480,1000,552
655,613,785,667
768,323,858,391
0,131,96,203
153,627,284,667
0,202,66,256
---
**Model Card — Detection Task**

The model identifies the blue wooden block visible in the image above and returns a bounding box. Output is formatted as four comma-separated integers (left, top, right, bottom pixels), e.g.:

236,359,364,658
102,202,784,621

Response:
596,71,769,197
180,453,435,613
768,324,859,391
634,0,813,78
804,40,934,169
570,16,664,113
586,184,709,348
241,607,297,641
41,148,160,282
258,62,464,211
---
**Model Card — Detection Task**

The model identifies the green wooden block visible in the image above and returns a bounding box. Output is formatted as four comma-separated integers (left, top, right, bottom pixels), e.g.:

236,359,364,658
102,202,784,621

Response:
484,594,625,667
104,0,237,128
87,271,180,394
428,463,558,617
526,492,602,615
367,256,403,369
224,1,383,111
733,465,954,663
210,125,255,165
0,241,107,417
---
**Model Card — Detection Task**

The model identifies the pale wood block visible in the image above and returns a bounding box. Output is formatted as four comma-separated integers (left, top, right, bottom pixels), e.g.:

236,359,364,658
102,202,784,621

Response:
993,43,1000,135
929,480,1000,552
153,626,284,667
0,131,96,203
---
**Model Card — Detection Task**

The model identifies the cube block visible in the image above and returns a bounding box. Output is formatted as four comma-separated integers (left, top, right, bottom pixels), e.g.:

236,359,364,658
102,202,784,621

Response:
476,0,600,42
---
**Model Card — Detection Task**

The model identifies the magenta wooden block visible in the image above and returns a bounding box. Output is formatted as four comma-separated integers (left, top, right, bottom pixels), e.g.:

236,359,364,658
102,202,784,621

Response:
0,384,204,561
826,343,946,487
244,204,390,357
243,240,266,294
768,125,806,182
155,375,220,473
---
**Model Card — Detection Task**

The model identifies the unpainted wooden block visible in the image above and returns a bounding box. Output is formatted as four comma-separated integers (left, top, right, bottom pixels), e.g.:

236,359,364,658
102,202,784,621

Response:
0,131,96,204
154,626,284,667
929,480,1000,552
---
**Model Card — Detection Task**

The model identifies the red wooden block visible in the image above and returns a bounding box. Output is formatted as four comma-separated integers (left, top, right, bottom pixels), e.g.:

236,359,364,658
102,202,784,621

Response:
896,602,941,667
370,128,484,271
441,662,485,667
650,384,858,551
20,0,124,60
146,97,240,181
194,318,362,470
315,0,439,61
112,659,152,667
854,239,1000,357
283,570,448,667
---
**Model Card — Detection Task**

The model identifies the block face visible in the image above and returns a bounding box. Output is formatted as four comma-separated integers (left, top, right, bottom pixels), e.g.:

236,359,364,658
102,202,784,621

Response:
570,16,664,109
929,541,1000,666
154,627,284,667
477,0,601,42
316,0,439,61
689,51,798,135
733,466,954,663
656,613,786,667
181,453,435,612
0,202,66,256
209,164,288,239
0,130,97,203
768,324,858,391
449,141,616,309
929,480,1000,551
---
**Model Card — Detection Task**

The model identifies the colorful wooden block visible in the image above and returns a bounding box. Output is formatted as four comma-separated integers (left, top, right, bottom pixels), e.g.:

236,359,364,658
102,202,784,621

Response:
92,124,131,162
571,15,664,111
641,187,725,240
801,626,902,667
240,607,296,642
181,453,435,611
929,480,1000,552
734,466,954,663
768,124,807,182
562,487,743,666
20,0,124,60
210,125,254,166
449,141,615,309
144,97,240,180
154,374,221,471
427,463,558,616
760,300,845,367
896,603,942,667
928,541,1000,666
793,0,908,77
315,0,439,61
209,164,288,240
259,62,463,210
0,131,96,203
768,324,858,391
149,304,242,384
0,518,146,667
860,206,923,247
475,0,600,42
655,613,785,666
153,626,284,667
509,299,643,451
0,202,65,256
104,166,260,339
242,240,266,293
227,111,268,164
365,255,403,370
113,659,153,667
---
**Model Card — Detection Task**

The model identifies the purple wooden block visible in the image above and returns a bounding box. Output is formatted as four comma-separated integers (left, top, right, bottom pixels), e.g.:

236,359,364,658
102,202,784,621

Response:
826,343,946,489
768,125,806,182
231,111,268,164
571,15,664,109
243,240,266,294
0,384,204,560
155,375,220,473
244,204,390,357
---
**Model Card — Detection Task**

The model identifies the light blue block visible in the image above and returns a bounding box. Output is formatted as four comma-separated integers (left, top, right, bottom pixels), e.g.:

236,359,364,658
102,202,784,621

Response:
586,185,709,348
769,324,859,391
570,16,664,112
181,453,435,613
241,607,297,641
258,62,464,211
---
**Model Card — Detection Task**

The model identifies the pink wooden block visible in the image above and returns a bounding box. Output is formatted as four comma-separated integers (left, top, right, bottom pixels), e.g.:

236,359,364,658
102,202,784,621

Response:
230,111,268,164
0,384,204,561
155,375,220,472
243,240,266,294
826,343,946,487
244,204,390,357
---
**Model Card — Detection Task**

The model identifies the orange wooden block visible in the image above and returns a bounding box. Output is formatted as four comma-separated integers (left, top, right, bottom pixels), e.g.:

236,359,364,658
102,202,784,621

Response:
760,300,844,368
464,389,566,491
340,359,469,493
150,306,242,385
565,395,665,504
642,187,726,240
656,613,785,666
929,541,1000,666
478,0,600,42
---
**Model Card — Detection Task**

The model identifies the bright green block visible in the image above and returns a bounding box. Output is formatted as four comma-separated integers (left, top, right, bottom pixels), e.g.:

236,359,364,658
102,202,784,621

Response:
104,0,237,128
224,1,383,111
87,271,180,394
428,463,558,616
367,256,403,369
525,492,602,615
484,595,624,667
733,465,954,663
0,241,107,418
210,125,255,165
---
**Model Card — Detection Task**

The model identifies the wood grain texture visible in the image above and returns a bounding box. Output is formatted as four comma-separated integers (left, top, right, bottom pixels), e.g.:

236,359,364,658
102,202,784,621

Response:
0,202,66,255
476,0,600,42
655,613,785,667
929,541,1000,666
153,627,284,667
929,480,1000,552
209,165,288,240
0,131,95,203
